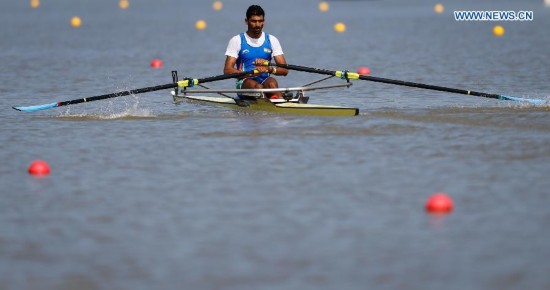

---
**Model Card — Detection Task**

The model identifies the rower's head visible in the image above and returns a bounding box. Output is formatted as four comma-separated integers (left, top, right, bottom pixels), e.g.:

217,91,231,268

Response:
245,5,264,37
246,5,264,20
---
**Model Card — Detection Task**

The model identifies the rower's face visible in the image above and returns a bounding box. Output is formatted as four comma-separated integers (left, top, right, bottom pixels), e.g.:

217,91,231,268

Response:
246,15,264,34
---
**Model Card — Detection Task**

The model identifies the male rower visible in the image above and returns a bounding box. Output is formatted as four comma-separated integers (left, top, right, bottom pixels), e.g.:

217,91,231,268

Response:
223,5,288,99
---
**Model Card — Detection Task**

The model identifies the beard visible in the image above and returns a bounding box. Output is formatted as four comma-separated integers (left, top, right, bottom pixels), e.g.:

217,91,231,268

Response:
249,25,263,36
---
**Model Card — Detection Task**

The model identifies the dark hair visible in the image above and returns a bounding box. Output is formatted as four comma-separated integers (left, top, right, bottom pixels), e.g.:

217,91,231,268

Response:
246,5,264,19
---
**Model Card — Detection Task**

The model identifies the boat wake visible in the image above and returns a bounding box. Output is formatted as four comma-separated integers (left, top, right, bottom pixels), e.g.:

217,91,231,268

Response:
57,108,156,120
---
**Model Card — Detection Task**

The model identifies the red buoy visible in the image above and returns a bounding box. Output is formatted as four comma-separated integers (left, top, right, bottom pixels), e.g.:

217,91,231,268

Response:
357,67,371,75
425,193,453,213
28,160,50,176
150,58,163,68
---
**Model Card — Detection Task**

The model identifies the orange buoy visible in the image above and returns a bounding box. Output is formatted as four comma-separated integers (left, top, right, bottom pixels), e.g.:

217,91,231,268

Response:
334,22,346,33
493,25,505,37
434,3,444,14
28,160,50,175
357,67,371,75
195,20,207,30
30,0,40,8
150,58,163,68
119,0,129,9
425,193,454,213
213,1,223,11
70,16,82,28
319,2,329,12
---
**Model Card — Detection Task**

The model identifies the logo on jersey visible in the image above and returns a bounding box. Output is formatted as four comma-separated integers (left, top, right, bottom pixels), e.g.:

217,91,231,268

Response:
242,49,250,54
264,47,272,54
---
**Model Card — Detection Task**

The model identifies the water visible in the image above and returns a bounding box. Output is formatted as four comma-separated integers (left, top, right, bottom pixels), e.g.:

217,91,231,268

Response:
1,0,550,289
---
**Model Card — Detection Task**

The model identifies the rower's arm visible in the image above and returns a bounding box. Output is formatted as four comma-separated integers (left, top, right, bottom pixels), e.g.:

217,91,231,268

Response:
224,56,241,75
272,55,288,76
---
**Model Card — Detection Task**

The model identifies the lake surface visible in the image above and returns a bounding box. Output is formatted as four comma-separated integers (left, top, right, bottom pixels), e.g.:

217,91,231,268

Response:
1,0,550,289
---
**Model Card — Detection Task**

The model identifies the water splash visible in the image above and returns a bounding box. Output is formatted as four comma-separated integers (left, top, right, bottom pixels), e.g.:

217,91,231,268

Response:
57,94,156,120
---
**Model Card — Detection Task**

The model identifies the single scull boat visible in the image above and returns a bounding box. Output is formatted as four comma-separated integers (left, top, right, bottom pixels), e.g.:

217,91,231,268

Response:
170,71,359,117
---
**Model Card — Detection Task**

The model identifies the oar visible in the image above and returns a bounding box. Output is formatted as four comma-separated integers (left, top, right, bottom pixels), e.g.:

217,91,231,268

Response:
267,63,547,105
13,71,253,112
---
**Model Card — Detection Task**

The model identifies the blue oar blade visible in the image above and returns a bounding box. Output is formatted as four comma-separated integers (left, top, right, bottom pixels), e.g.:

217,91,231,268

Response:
499,95,547,106
13,102,59,112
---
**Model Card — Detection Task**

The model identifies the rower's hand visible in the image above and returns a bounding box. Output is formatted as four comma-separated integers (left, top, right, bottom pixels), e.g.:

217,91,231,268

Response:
254,59,269,74
254,66,269,74
255,59,271,74
244,68,264,77
254,58,269,67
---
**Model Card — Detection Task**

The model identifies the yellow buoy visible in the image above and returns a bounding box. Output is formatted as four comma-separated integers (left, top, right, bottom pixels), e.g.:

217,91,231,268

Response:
334,22,346,33
30,0,40,8
319,2,329,12
434,3,444,14
119,0,129,9
195,20,207,30
213,1,223,11
493,25,505,37
70,16,82,28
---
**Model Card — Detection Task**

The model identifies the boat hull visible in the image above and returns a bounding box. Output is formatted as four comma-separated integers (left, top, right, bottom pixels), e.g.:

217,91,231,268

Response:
173,94,359,117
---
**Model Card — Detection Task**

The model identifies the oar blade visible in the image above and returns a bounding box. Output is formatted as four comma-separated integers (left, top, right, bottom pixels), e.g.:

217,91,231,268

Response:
499,95,547,106
13,102,59,112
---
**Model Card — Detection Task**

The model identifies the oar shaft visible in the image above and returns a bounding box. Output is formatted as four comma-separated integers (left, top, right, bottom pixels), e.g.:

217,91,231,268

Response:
13,71,252,112
358,75,500,99
60,71,251,107
59,83,177,107
271,63,545,104
274,63,497,98
273,63,334,77
198,71,250,83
